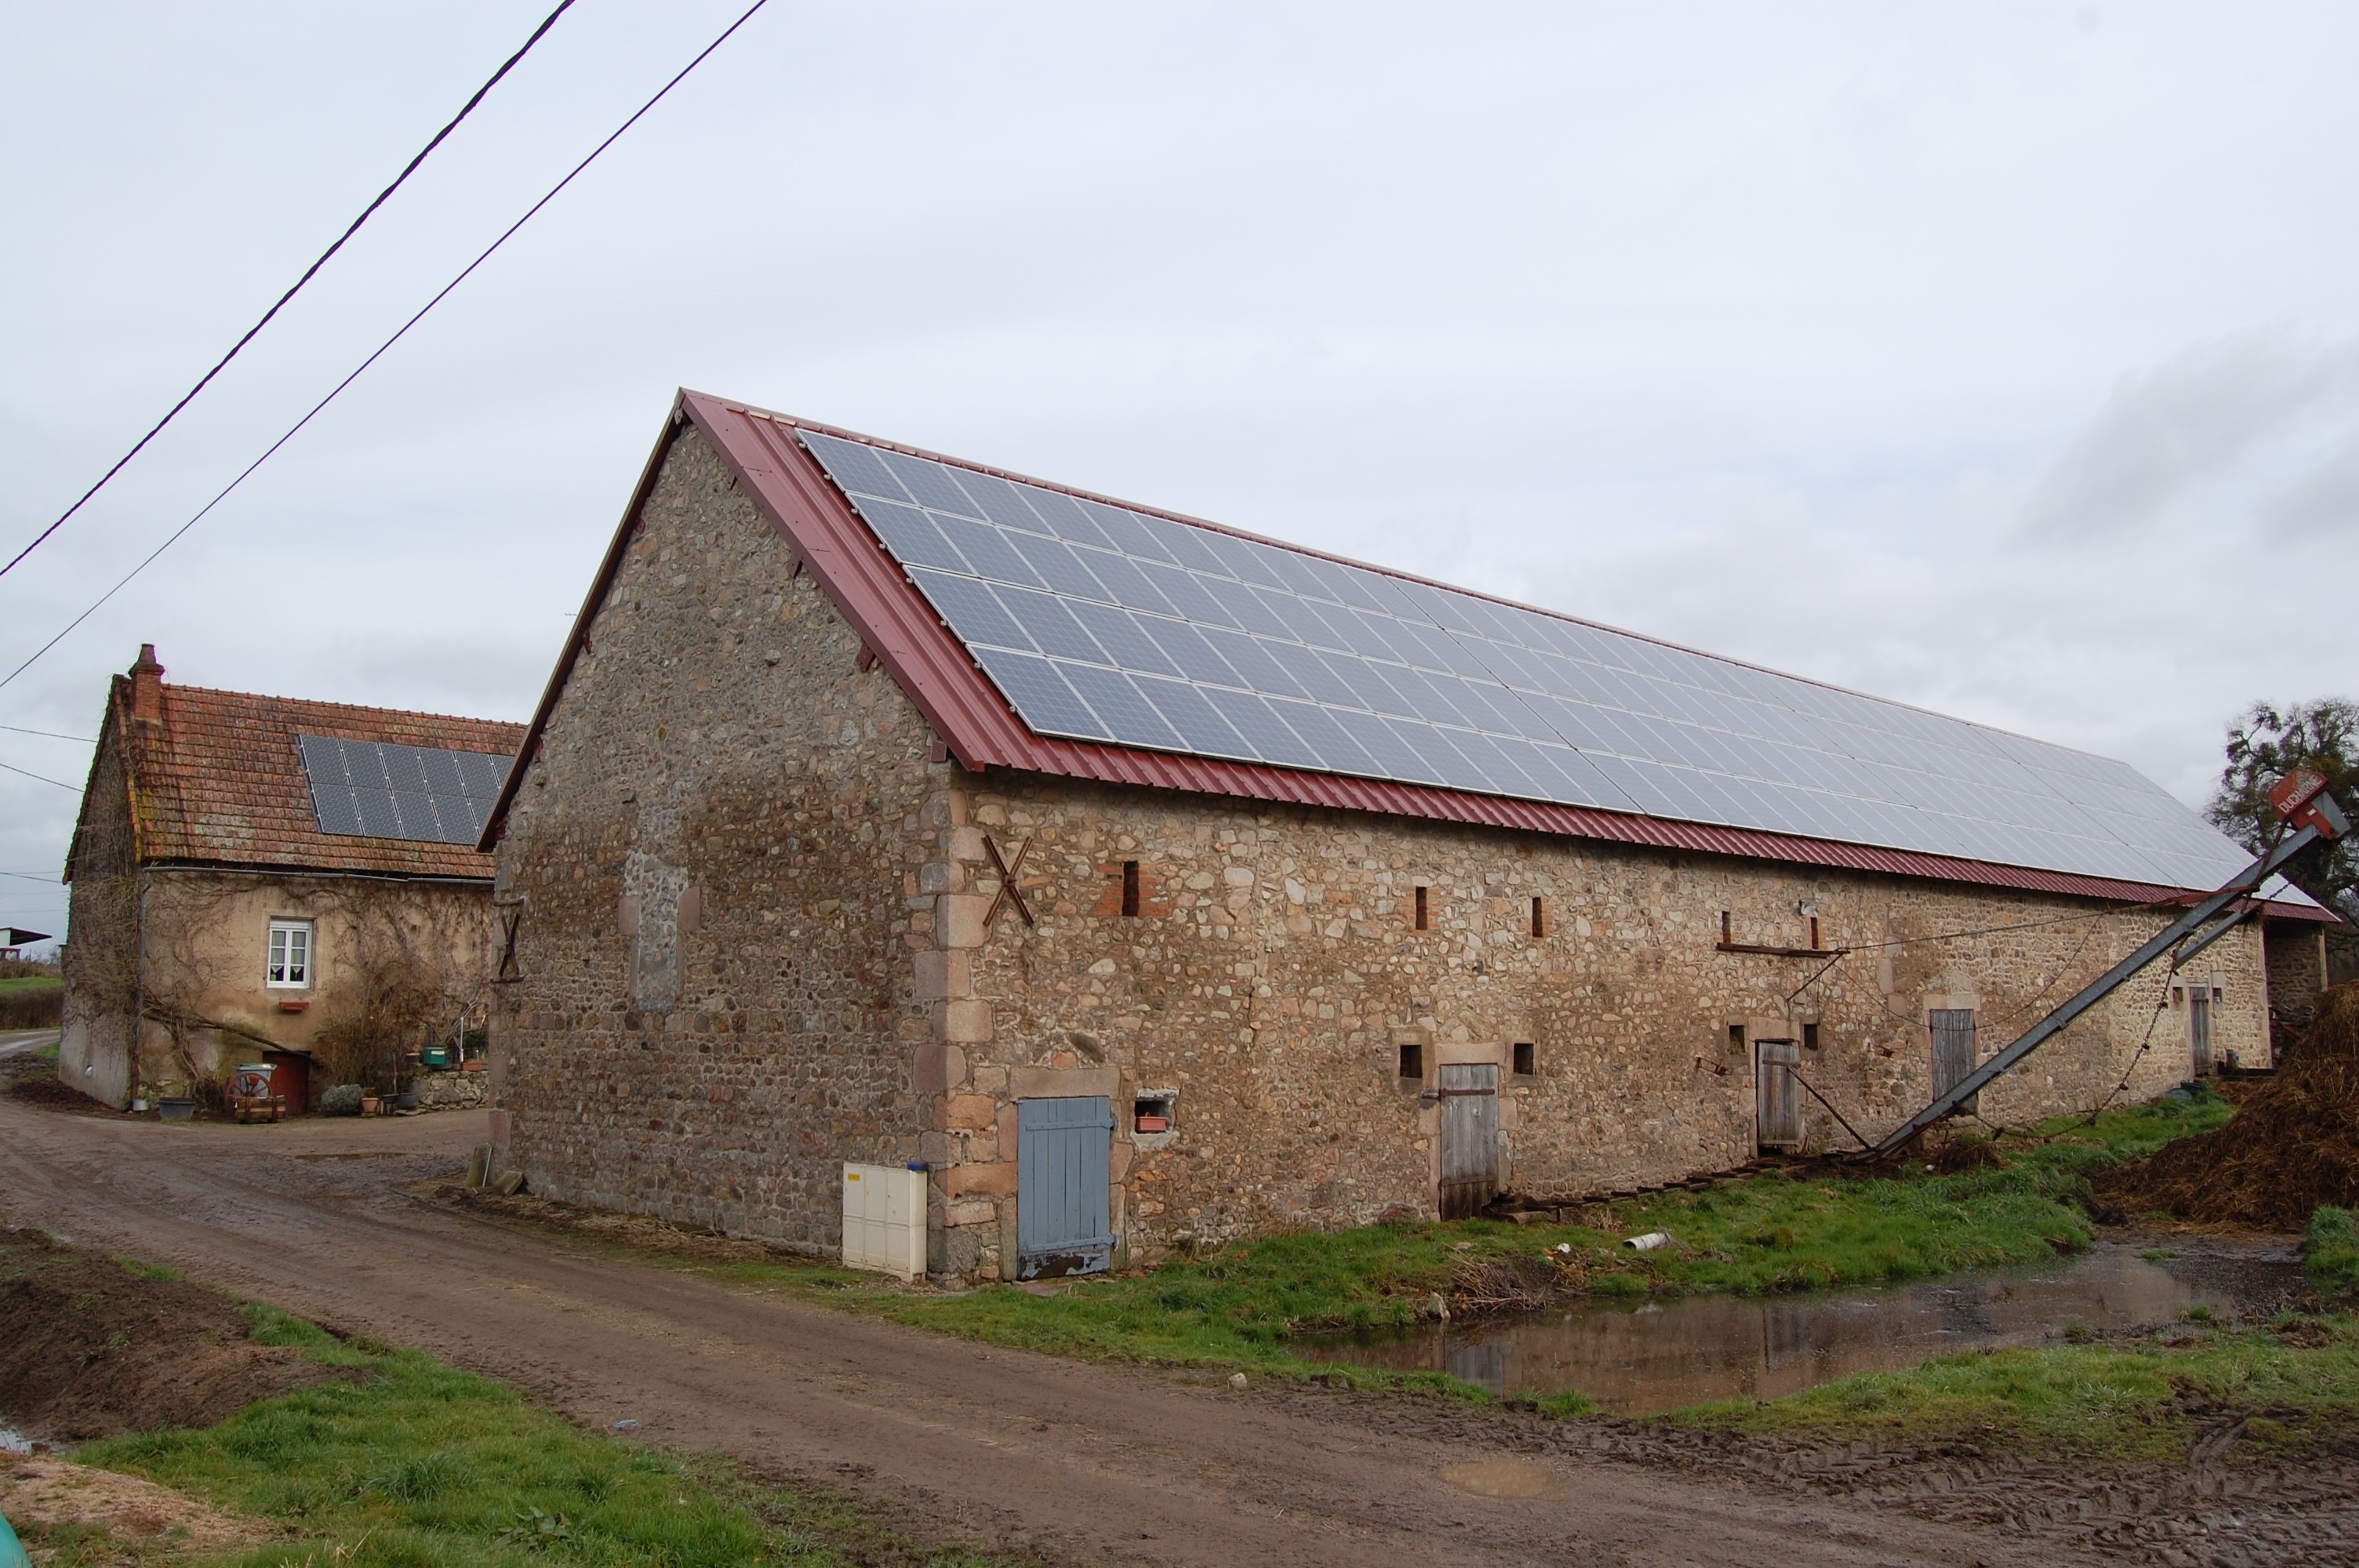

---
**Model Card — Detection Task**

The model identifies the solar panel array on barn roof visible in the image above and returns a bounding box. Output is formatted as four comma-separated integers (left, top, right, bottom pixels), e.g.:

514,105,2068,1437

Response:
788,426,2257,897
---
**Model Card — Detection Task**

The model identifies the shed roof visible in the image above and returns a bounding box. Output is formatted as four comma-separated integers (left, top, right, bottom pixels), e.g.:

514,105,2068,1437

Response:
82,666,523,881
486,391,2328,920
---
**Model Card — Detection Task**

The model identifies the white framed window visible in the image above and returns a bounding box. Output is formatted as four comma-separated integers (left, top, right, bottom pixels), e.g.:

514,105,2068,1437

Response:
267,920,313,988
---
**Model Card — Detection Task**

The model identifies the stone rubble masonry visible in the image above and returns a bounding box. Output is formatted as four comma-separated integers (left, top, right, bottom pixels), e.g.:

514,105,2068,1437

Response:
493,426,2281,1286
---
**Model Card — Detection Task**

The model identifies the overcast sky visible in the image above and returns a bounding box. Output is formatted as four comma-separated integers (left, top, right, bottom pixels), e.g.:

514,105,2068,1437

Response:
5,2,2357,953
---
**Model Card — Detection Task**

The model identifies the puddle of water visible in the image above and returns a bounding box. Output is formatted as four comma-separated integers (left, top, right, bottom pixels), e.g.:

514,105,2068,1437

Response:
1306,1240,2308,1416
1439,1459,1557,1497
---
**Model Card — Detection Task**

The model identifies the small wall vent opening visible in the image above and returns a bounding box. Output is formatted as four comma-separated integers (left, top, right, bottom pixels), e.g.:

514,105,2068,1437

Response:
1513,1040,1536,1076
1808,915,1823,950
1720,909,1732,943
1120,860,1140,917
1413,886,1429,931
1133,1093,1173,1134
1728,1023,1745,1051
1802,1022,1820,1051
1398,1040,1424,1080
1530,897,1545,938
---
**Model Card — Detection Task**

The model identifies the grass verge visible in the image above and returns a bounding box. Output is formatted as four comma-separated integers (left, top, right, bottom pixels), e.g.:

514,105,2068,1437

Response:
1669,1311,2359,1464
450,1092,2233,1388
2306,1207,2359,1293
67,1307,1023,1567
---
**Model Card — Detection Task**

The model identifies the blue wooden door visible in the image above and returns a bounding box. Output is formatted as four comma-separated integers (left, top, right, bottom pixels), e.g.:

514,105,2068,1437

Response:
1017,1096,1114,1279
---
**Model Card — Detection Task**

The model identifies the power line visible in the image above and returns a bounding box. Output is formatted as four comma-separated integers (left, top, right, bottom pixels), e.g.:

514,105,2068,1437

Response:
0,724,93,744
0,0,772,699
0,871,64,884
0,1,578,583
0,760,78,791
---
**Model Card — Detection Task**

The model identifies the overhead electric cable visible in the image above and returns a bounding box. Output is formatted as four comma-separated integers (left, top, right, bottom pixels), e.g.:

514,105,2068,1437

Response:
0,724,93,744
0,759,78,791
0,0,578,583
0,0,772,698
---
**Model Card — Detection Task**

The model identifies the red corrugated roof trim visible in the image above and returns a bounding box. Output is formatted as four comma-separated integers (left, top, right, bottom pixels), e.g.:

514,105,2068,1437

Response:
481,390,2335,924
100,678,524,880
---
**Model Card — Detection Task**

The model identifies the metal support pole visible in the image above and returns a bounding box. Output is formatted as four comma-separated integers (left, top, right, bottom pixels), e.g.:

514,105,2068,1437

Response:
1863,821,2328,1160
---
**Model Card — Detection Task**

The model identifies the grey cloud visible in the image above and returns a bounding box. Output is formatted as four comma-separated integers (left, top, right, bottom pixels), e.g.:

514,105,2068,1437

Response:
2261,428,2359,538
2021,326,2359,539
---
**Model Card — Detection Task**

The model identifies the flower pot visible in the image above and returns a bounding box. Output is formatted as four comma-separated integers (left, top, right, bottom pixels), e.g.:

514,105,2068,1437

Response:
394,1091,421,1111
359,1096,381,1116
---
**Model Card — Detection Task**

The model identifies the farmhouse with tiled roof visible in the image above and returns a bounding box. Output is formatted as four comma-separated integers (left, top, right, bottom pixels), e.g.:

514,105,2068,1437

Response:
482,391,2336,1282
59,645,525,1111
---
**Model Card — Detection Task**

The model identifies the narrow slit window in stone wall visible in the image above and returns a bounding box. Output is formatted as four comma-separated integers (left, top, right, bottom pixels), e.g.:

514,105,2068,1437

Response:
1530,896,1545,938
1398,1040,1424,1079
1513,1040,1536,1076
1413,886,1429,931
1121,860,1140,918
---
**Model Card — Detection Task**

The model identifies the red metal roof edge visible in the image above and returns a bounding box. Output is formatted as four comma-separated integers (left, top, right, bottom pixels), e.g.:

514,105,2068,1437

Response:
482,393,2339,924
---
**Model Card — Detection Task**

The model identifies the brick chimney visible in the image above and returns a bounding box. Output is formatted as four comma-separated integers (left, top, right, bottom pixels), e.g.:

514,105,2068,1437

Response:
128,644,165,726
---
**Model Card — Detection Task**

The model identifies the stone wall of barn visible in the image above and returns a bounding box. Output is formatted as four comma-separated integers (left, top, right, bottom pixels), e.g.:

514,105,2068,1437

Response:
488,426,2275,1282
489,426,940,1250
918,769,2270,1278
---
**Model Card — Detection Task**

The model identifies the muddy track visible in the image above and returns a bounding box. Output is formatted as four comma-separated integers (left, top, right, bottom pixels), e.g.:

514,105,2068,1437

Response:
2,1088,2348,1567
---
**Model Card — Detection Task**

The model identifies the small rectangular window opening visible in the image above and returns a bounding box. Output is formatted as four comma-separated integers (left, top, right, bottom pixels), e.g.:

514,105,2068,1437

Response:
1720,909,1732,943
1120,860,1140,918
1133,1094,1173,1134
1398,1040,1424,1080
1802,1022,1820,1051
267,920,312,989
1530,897,1545,938
1513,1040,1536,1076
1728,1022,1745,1051
1413,885,1429,931
1808,915,1823,950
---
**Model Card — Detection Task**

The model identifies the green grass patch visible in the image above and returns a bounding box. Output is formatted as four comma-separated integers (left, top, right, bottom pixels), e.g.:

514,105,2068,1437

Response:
2306,1207,2359,1294
1670,1312,2359,1463
0,975,62,993
506,1093,2234,1386
77,1305,1024,1566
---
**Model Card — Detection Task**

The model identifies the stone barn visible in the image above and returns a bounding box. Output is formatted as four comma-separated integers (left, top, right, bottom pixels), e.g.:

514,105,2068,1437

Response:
60,645,525,1111
481,390,2334,1283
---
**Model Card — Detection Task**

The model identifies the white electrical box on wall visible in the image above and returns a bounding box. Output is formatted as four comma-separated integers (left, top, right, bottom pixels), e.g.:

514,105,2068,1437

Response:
841,1162,926,1280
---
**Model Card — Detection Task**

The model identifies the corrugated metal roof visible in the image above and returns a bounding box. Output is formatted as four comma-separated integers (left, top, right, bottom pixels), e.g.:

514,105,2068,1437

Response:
480,390,2333,923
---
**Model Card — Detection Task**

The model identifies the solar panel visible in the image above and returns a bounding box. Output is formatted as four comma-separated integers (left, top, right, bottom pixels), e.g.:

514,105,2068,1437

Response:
795,430,2267,891
299,735,512,847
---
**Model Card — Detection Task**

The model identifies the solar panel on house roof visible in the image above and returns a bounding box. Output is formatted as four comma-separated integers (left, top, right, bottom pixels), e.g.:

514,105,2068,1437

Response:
298,735,510,847
795,428,2261,894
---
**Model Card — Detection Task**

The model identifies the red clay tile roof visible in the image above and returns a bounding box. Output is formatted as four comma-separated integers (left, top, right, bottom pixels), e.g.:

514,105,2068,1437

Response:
110,677,523,880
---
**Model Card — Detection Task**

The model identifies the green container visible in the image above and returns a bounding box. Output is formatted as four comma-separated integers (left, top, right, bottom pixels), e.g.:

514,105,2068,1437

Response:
420,1044,453,1070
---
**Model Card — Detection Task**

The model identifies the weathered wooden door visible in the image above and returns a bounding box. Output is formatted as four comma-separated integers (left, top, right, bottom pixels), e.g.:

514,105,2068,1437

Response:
1929,1009,1978,1114
2188,991,2213,1076
1017,1096,1114,1279
1438,1062,1499,1220
1755,1040,1802,1151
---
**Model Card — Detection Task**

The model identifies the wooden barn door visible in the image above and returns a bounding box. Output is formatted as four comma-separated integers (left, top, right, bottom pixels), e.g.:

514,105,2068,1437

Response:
1438,1063,1499,1220
1929,1009,1979,1115
1755,1040,1802,1152
1016,1096,1114,1279
2187,990,2213,1076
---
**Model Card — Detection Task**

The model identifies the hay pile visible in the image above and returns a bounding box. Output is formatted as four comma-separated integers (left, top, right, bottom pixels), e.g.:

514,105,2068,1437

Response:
2097,982,2359,1229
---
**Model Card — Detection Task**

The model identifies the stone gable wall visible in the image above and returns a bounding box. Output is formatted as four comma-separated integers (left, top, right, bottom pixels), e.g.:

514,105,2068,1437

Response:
490,427,942,1250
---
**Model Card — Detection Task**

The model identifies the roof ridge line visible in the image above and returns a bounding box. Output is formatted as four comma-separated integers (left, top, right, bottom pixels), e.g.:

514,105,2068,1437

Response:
152,681,527,737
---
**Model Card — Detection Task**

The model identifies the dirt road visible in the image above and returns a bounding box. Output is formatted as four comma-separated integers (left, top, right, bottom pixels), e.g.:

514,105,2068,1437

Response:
0,1087,2314,1566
